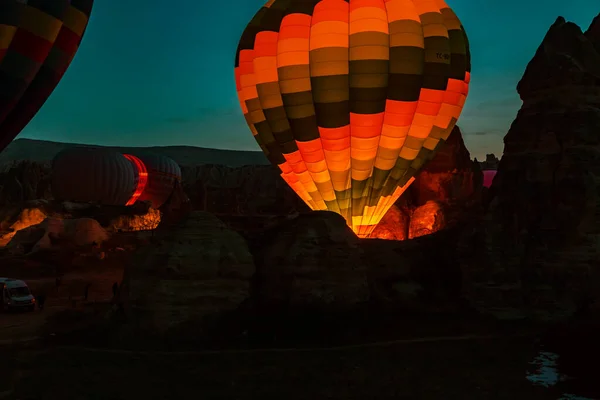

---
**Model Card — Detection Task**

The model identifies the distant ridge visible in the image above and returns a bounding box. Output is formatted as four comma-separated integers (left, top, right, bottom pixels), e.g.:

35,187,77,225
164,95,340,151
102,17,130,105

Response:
0,138,270,167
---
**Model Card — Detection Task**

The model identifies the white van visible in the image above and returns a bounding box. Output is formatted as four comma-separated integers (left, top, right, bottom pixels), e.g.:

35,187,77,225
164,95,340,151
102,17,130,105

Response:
0,278,36,311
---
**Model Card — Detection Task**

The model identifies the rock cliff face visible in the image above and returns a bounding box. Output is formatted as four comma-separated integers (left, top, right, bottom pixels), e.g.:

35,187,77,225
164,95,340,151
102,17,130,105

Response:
364,227,464,313
410,125,477,205
180,163,308,216
461,15,600,320
113,211,469,342
248,211,369,312
0,161,51,205
122,211,255,335
478,154,499,171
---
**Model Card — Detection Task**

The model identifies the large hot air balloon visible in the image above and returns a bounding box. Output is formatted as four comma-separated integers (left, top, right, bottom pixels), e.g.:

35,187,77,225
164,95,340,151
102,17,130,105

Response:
124,153,181,209
0,0,93,153
235,0,470,237
51,147,140,206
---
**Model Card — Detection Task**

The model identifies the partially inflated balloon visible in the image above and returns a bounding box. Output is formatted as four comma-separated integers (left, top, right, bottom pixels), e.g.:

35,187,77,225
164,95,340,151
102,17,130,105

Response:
128,153,182,209
0,0,93,153
52,147,139,206
235,0,470,237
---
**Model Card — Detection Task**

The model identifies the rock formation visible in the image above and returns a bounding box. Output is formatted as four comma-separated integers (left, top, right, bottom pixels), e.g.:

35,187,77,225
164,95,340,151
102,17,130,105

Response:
478,154,500,171
121,211,255,335
461,15,600,321
6,216,109,254
180,163,308,216
368,205,410,240
411,125,477,205
248,211,369,312
364,227,464,312
0,199,162,251
407,200,446,239
0,160,51,205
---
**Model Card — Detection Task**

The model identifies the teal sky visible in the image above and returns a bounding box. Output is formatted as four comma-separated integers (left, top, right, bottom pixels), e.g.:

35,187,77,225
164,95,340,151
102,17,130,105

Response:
17,0,599,160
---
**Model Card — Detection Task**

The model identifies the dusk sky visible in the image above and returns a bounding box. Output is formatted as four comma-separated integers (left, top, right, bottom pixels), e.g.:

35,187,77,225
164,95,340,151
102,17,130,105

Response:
17,0,598,160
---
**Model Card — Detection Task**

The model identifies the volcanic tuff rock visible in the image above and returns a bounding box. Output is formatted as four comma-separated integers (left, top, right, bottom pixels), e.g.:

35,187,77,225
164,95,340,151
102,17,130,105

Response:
180,163,308,216
407,200,446,239
517,16,600,97
243,210,465,313
122,211,255,334
586,14,600,52
0,199,162,250
410,125,477,205
7,217,109,255
364,227,464,312
461,14,600,321
248,211,369,311
0,160,51,205
478,154,499,171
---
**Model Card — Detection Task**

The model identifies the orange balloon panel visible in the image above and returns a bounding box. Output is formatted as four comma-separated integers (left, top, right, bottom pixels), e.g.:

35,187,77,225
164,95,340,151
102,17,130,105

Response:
234,0,470,237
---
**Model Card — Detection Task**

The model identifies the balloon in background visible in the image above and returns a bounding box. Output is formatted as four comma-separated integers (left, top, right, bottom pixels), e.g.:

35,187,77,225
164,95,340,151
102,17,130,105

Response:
52,147,140,206
126,153,182,209
483,170,496,188
52,148,181,208
0,0,94,153
235,0,471,237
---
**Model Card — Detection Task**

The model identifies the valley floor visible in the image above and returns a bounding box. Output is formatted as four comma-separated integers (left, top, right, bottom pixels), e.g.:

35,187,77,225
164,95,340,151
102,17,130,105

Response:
4,334,560,400
1,255,597,399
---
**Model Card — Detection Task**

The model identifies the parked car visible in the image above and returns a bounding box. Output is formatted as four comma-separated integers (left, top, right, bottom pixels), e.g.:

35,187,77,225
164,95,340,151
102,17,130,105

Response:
0,278,35,312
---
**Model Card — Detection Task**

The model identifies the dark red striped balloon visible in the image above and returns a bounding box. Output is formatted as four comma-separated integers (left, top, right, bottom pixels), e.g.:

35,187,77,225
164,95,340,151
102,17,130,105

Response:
132,153,182,209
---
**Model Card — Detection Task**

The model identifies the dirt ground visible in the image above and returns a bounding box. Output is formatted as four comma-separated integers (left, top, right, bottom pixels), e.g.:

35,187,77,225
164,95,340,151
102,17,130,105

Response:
0,264,561,400
3,335,561,400
0,255,124,344
0,244,595,400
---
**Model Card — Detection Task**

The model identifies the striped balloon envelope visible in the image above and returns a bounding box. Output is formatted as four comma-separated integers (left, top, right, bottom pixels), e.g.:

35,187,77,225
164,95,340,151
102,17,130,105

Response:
234,0,471,237
51,147,139,206
129,153,182,209
0,0,94,153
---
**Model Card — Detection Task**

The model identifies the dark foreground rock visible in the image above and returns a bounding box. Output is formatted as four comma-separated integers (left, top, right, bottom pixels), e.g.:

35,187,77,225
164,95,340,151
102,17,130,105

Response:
112,211,472,342
364,227,465,313
248,211,369,312
460,15,600,321
121,211,255,335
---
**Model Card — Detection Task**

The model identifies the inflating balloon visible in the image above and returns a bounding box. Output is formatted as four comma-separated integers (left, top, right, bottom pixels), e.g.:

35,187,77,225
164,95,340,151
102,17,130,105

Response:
52,147,140,206
52,148,182,208
235,0,470,237
0,0,94,153
127,153,182,209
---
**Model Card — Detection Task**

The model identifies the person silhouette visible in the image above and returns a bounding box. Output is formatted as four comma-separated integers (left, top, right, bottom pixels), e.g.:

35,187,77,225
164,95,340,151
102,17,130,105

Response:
37,293,46,310
112,282,119,300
